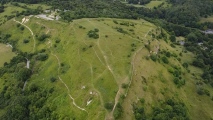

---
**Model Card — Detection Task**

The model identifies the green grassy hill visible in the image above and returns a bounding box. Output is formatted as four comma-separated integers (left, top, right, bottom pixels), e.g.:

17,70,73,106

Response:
0,14,212,119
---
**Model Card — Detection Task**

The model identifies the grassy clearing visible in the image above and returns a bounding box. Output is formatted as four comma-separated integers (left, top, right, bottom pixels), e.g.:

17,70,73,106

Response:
0,43,16,67
145,0,170,8
0,17,155,119
200,16,213,23
1,12,212,119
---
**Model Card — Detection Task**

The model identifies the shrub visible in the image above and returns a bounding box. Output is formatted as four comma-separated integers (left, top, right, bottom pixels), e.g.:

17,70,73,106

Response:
20,26,25,31
104,102,113,110
23,39,29,44
113,20,118,24
38,34,50,41
150,54,157,62
87,29,99,39
122,83,128,89
55,38,61,43
162,56,169,64
50,77,57,82
36,53,48,61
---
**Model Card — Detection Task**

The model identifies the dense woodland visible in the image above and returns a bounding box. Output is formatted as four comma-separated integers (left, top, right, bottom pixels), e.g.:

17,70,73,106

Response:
0,0,213,119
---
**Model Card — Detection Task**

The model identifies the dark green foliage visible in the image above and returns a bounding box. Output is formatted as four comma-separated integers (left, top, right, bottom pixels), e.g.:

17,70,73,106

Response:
161,56,169,64
115,27,128,34
36,53,48,61
55,38,61,43
23,39,29,43
151,99,189,120
37,33,50,41
87,29,99,39
182,62,188,68
133,104,146,120
173,77,185,88
0,5,4,13
50,77,57,82
122,83,128,89
192,59,205,68
20,26,25,31
0,48,58,119
150,54,157,62
113,102,123,119
16,23,21,28
16,68,31,81
165,51,171,57
113,20,118,24
104,102,113,110
187,33,198,42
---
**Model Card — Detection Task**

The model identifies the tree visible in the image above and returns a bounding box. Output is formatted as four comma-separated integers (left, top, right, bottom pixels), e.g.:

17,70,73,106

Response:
162,56,169,64
16,68,31,81
170,35,176,42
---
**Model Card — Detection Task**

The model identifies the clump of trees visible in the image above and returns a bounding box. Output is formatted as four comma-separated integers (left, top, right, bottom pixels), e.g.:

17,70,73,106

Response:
37,33,50,41
115,27,128,34
87,28,99,39
133,99,189,120
104,102,113,110
23,39,29,43
36,53,48,61
0,5,4,13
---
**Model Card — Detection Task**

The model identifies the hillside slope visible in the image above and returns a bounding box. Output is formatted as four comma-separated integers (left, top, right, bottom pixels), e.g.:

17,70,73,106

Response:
0,16,212,120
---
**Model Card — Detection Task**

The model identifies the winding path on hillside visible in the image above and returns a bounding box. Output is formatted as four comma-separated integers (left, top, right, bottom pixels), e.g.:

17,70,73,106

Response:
86,19,154,119
34,21,88,113
125,28,152,97
13,19,36,52
51,52,88,113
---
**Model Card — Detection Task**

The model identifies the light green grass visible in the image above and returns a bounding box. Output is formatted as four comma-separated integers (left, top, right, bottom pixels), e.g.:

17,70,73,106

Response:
0,43,16,67
200,16,213,23
145,0,168,8
1,16,212,120
7,17,152,119
121,35,213,120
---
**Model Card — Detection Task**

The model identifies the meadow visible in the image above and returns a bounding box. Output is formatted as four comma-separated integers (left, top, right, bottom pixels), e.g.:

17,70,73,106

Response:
0,43,15,67
0,9,212,119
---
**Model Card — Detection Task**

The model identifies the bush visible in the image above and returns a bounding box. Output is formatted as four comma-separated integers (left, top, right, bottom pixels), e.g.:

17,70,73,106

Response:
23,39,29,44
122,83,128,89
87,29,99,39
36,53,48,61
38,34,50,41
150,54,157,62
162,56,169,64
113,20,118,24
55,38,61,43
182,63,188,68
50,77,57,82
104,102,113,110
20,26,25,31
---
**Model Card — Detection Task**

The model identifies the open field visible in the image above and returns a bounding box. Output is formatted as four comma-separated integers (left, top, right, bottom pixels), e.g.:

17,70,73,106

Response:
0,17,155,119
0,43,16,67
200,16,213,23
123,0,170,8
0,13,212,119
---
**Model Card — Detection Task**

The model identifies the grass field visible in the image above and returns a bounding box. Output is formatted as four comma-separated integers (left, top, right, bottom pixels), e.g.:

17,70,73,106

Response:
200,16,213,23
0,43,16,67
0,17,155,119
0,11,212,119
123,0,170,8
